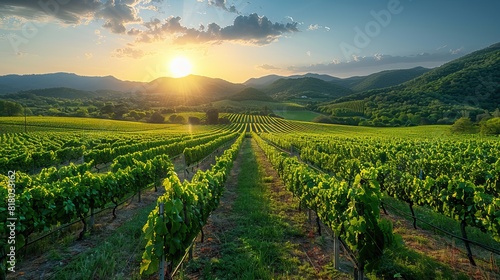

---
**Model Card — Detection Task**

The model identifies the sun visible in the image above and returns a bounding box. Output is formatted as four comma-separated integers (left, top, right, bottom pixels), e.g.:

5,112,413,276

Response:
169,56,192,78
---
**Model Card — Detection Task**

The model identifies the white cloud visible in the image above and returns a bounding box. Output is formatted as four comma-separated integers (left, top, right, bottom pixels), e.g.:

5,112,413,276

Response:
450,47,464,55
307,23,330,32
0,0,166,34
308,24,319,31
133,13,299,46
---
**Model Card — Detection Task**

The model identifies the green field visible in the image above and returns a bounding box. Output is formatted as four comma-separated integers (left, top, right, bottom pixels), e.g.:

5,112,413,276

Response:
1,115,498,280
272,109,323,121
0,115,464,137
212,99,303,110
0,116,209,133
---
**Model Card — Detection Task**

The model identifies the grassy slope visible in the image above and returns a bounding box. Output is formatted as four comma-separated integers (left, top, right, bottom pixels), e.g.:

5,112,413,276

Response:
0,116,215,133
273,110,323,122
185,138,334,279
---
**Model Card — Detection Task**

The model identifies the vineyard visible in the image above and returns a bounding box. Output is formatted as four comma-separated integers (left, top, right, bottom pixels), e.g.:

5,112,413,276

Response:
0,115,499,279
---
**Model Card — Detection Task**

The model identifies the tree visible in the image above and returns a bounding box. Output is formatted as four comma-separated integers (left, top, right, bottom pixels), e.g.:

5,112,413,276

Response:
480,117,500,135
312,115,333,124
128,110,146,121
188,116,201,125
148,111,165,123
450,117,476,134
493,108,500,118
74,108,89,117
173,115,185,124
169,114,178,123
206,109,219,124
100,103,114,115
0,100,23,116
113,103,129,119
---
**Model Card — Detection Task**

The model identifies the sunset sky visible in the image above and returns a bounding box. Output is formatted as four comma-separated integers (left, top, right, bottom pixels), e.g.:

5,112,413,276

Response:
0,0,499,83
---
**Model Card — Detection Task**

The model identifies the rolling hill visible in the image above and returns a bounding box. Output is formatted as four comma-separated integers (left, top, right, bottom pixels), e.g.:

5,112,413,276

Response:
7,87,131,99
142,75,245,105
228,87,274,101
263,77,352,101
244,68,429,93
244,74,285,88
320,42,500,126
0,72,142,94
341,67,431,92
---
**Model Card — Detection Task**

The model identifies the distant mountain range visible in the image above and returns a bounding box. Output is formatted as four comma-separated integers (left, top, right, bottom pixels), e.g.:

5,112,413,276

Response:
244,67,430,92
320,42,500,126
0,67,431,104
0,73,142,94
1,42,499,126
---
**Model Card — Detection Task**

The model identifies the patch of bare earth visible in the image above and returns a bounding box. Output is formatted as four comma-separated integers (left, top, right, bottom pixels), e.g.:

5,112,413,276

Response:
383,211,500,279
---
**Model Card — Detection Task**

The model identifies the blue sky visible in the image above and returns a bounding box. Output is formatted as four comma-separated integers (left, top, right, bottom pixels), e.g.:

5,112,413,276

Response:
0,0,499,82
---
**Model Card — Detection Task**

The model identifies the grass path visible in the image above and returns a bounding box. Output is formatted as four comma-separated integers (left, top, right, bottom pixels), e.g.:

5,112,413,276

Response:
183,137,347,279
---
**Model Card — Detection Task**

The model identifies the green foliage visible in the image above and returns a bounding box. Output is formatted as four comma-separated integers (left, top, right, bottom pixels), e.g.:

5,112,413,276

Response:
450,117,476,134
260,131,500,242
205,108,219,124
0,100,24,116
149,111,165,123
183,132,237,166
253,132,393,273
349,67,430,92
140,133,245,275
264,77,352,101
480,117,500,135
312,115,333,124
320,43,500,127
187,116,201,125
0,154,173,260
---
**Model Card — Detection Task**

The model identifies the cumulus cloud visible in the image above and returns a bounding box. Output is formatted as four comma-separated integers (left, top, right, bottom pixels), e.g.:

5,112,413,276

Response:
0,0,162,34
99,0,142,33
0,0,100,24
208,0,238,13
135,13,299,45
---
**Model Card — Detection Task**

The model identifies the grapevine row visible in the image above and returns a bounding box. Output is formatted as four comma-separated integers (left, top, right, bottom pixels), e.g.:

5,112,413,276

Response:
253,132,393,273
260,132,500,242
140,132,245,275
0,154,172,255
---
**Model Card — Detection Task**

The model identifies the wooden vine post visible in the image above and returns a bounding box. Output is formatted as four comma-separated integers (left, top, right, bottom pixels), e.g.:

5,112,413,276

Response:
333,232,340,270
159,202,166,280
